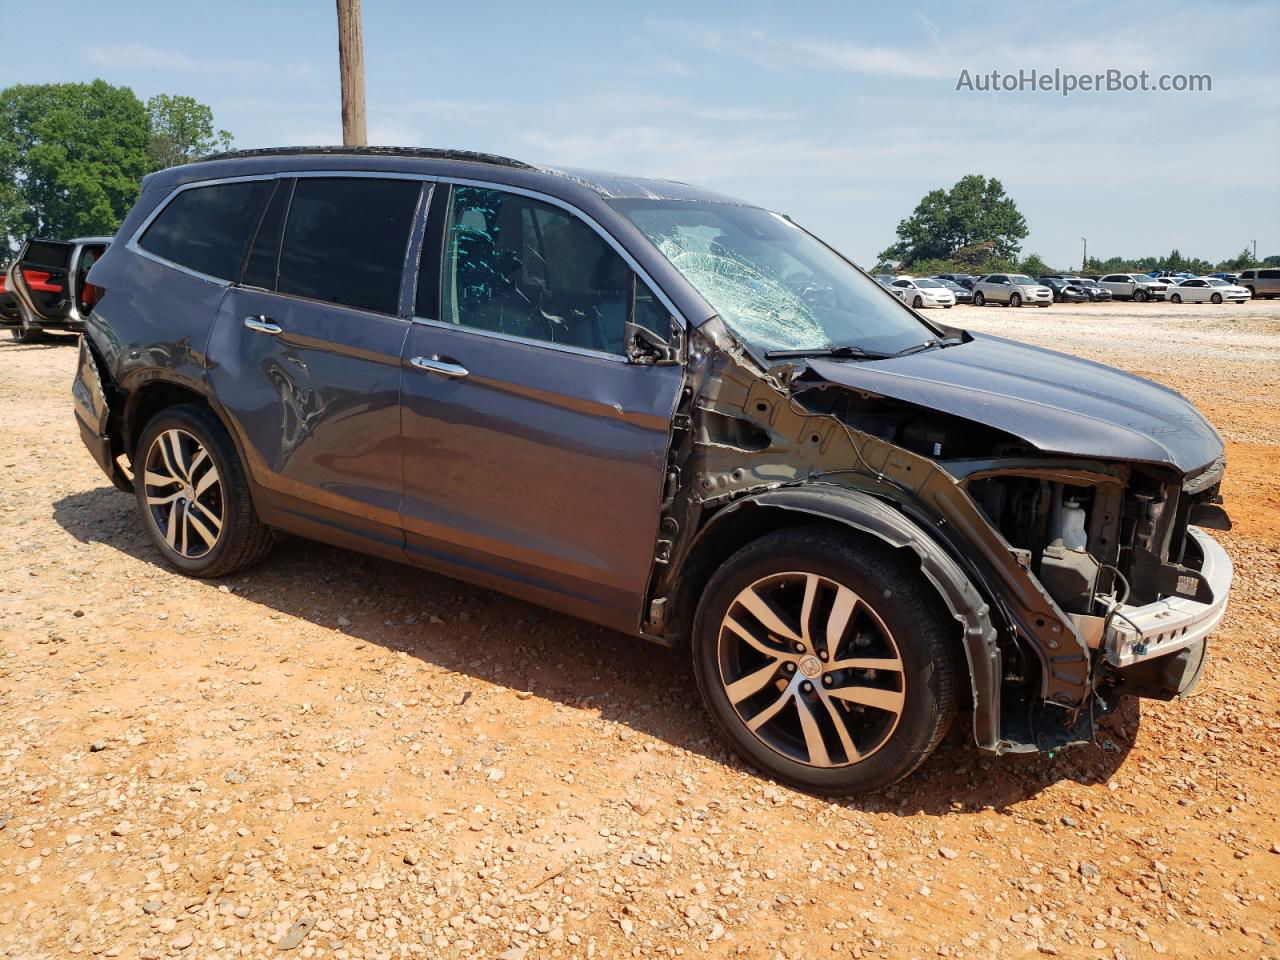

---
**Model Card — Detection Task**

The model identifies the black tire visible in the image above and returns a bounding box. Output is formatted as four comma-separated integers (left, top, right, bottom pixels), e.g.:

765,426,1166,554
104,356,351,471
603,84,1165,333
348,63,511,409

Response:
691,526,962,796
1134,288,1148,302
133,403,273,578
1010,293,1022,308
1244,286,1255,298
1038,302,1050,307
912,295,923,309
973,291,985,306
1170,293,1182,303
8,323,43,343
1211,293,1222,304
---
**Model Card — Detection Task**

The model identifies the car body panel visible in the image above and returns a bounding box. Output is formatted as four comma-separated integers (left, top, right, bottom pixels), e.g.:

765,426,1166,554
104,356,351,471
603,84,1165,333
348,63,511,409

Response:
891,277,955,308
806,333,1223,473
1238,268,1280,298
1099,273,1168,300
972,275,1054,305
399,320,682,632
206,286,412,554
1168,278,1252,303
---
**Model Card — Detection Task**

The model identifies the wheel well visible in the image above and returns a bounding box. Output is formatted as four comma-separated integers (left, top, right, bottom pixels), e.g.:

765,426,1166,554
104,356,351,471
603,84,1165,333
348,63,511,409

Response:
126,382,211,459
664,504,954,649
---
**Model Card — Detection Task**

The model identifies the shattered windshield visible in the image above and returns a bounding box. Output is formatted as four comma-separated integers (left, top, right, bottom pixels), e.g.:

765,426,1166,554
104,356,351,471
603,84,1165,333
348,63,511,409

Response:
611,200,935,356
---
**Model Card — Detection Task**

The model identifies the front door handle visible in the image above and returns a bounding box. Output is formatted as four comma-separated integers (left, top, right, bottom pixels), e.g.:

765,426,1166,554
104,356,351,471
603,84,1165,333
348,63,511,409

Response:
244,315,282,335
409,355,468,379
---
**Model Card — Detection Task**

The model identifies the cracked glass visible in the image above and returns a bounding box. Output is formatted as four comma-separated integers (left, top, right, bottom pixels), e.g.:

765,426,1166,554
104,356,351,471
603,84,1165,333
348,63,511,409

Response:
613,200,935,357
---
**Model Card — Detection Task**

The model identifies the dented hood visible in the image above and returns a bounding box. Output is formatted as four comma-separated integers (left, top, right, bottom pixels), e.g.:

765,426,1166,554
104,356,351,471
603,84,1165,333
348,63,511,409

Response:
807,333,1223,475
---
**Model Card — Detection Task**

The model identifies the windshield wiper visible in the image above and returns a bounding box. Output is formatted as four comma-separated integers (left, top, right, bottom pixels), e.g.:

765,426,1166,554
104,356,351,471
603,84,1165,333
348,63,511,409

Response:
893,336,965,357
765,344,898,361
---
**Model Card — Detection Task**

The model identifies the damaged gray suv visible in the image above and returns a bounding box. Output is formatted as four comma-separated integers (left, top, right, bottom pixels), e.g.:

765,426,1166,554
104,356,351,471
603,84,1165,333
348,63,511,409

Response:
73,147,1233,795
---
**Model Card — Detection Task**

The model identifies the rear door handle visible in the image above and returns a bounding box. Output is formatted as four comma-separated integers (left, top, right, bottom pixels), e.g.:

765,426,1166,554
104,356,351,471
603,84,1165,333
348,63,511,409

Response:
409,355,468,379
243,315,282,335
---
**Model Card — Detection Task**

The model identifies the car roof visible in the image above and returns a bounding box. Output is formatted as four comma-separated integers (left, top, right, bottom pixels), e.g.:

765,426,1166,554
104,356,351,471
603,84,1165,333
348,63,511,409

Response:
142,145,755,207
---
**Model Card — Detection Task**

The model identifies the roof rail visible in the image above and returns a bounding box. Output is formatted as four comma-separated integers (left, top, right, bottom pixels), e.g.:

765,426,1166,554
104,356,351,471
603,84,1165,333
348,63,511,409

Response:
195,145,534,169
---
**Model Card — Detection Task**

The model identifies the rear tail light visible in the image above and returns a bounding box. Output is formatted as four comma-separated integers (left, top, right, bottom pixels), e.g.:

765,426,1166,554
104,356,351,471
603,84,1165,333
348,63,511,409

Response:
0,274,6,294
81,282,103,307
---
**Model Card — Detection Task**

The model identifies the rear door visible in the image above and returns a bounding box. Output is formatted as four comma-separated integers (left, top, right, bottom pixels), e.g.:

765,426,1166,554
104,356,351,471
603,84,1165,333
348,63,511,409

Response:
8,239,75,324
398,182,683,632
207,174,426,557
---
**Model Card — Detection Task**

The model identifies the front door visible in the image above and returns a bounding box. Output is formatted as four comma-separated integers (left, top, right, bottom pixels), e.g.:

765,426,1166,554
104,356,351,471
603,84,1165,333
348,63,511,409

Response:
399,183,683,632
207,175,425,557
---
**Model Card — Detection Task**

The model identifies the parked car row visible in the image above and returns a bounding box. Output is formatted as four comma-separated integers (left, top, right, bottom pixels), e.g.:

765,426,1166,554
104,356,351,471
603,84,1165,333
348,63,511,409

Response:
870,268,1274,309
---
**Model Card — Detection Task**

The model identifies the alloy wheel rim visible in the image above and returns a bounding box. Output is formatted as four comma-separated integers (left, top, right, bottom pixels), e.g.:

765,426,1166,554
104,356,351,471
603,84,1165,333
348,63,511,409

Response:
717,571,906,769
143,428,224,559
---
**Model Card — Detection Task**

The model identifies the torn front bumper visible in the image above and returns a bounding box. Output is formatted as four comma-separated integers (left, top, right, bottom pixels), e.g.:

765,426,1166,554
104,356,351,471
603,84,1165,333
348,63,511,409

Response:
1105,526,1232,670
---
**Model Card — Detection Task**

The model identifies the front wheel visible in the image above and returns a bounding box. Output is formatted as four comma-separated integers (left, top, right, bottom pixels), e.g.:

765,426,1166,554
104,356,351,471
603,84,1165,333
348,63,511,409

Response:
1211,293,1223,304
1134,288,1148,302
1010,293,1022,308
912,295,923,309
134,403,274,578
692,527,962,795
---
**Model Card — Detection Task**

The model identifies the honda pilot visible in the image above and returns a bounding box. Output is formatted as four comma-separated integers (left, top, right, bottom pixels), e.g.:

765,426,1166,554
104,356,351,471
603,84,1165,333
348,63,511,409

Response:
73,147,1234,795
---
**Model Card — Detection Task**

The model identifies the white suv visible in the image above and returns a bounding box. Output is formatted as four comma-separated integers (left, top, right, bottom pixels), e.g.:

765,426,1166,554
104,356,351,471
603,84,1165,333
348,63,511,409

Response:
891,276,955,309
1099,273,1168,302
972,274,1053,308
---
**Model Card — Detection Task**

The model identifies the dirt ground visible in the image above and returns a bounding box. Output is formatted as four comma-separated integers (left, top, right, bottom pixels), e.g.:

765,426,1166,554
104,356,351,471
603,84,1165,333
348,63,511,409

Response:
1,299,1277,960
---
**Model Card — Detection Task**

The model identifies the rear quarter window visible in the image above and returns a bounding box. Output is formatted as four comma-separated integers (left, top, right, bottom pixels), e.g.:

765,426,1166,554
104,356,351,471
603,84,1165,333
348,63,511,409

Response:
138,180,273,281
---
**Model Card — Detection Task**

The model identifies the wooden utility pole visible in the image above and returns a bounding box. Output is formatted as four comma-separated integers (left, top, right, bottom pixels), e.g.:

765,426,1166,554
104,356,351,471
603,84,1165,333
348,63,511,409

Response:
336,0,367,145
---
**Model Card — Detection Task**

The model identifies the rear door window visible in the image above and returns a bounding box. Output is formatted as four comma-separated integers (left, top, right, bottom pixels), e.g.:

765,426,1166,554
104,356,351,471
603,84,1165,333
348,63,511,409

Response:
139,180,273,281
241,179,294,291
276,177,421,315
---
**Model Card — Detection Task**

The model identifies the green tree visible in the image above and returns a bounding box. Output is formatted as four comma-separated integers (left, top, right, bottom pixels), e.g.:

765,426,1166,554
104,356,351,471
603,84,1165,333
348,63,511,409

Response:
0,80,150,249
146,94,233,171
879,175,1028,266
1018,253,1053,277
1216,247,1255,272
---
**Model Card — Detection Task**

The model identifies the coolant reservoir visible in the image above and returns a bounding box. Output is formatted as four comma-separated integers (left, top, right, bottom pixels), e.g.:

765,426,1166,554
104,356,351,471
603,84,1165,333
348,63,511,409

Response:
1062,500,1088,551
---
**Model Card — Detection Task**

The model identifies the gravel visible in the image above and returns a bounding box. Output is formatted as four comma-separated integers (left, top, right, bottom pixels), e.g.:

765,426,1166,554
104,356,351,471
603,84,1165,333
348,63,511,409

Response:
0,303,1277,959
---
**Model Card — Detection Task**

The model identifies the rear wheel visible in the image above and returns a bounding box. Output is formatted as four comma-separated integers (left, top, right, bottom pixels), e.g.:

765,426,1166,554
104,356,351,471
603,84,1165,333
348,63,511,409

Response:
972,291,985,306
1171,293,1182,303
692,527,961,795
134,403,274,578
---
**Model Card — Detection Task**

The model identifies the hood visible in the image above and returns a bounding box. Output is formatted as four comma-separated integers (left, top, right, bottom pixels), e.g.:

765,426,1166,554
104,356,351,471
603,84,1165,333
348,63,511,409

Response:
806,334,1223,474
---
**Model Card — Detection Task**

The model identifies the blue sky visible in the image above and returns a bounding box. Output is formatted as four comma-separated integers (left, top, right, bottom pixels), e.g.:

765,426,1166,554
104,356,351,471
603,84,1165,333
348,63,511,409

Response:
7,0,1278,267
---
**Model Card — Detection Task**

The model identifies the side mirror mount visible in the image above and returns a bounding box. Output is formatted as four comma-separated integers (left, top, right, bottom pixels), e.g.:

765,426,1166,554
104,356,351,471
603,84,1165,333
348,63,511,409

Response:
625,314,685,366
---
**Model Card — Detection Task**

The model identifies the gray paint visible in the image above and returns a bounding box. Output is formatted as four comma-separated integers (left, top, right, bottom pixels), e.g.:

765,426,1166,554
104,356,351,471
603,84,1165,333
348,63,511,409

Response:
808,333,1224,475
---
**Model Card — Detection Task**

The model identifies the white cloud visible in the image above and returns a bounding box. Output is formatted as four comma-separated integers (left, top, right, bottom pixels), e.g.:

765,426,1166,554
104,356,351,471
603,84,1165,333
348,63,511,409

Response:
81,42,258,76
